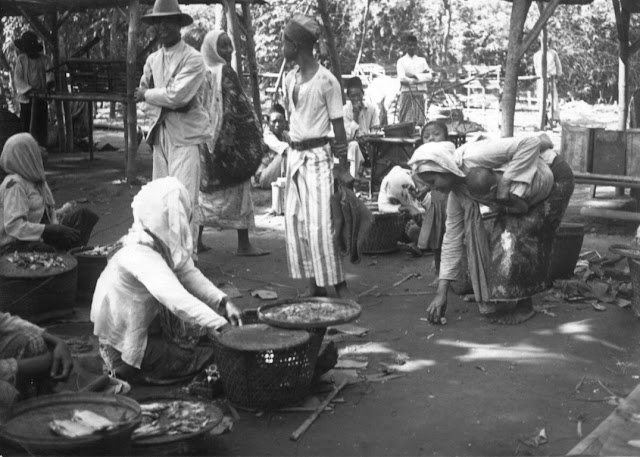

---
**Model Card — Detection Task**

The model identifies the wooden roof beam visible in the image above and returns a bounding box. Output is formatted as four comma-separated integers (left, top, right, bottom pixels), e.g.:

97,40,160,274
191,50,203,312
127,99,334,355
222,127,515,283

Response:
517,0,561,61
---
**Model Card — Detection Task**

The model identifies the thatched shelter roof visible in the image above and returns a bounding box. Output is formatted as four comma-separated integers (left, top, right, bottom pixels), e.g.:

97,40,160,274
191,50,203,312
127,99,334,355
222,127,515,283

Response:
0,0,266,17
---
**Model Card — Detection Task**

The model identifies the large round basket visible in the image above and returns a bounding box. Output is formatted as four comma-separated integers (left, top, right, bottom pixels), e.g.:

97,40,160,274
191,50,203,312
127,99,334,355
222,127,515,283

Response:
0,392,141,456
0,252,78,323
549,223,585,279
69,246,109,305
213,324,317,410
360,211,405,254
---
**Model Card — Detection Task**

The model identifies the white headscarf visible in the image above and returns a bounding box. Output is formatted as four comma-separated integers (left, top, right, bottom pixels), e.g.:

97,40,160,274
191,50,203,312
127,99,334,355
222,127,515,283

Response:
123,177,192,271
0,133,56,219
408,141,464,177
201,30,230,146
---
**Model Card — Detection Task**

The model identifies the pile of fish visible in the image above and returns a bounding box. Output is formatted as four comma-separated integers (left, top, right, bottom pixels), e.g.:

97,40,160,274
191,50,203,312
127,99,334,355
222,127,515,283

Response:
6,251,66,270
133,400,212,439
49,410,118,438
77,245,115,256
263,302,356,324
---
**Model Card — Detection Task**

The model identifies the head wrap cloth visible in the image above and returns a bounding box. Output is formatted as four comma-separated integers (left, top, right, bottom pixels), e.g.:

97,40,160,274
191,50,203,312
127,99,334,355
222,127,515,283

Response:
284,14,320,46
123,177,193,271
407,141,464,177
0,133,55,212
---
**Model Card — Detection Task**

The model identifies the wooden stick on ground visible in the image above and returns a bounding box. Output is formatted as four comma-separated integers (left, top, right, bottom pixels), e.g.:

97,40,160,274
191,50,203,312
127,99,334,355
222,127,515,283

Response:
290,379,349,441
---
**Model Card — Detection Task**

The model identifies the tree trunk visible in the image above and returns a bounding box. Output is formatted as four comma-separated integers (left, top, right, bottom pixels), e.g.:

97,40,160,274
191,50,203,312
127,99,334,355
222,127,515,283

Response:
126,0,140,183
441,0,452,65
47,12,66,153
354,0,371,72
501,0,531,137
613,0,630,131
224,0,242,75
110,10,119,119
317,0,344,97
241,3,262,122
538,2,548,131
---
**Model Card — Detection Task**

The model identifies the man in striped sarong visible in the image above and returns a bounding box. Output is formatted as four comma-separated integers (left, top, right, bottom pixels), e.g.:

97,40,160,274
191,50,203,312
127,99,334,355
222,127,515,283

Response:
281,14,355,299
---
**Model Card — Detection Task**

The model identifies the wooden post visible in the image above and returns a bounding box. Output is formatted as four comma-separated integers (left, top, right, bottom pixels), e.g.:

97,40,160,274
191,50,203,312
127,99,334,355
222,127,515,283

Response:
47,12,66,153
224,0,242,75
317,0,343,96
126,0,139,183
501,0,531,137
613,0,630,131
241,3,262,122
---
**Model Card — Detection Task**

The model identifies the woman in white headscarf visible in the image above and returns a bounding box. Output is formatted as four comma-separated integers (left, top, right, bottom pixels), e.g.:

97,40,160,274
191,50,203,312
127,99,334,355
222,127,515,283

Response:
409,134,573,325
197,30,267,256
91,177,242,384
0,133,98,253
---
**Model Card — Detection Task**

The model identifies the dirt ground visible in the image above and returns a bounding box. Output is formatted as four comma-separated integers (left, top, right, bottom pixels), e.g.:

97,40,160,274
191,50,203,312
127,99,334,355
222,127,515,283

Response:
34,113,640,456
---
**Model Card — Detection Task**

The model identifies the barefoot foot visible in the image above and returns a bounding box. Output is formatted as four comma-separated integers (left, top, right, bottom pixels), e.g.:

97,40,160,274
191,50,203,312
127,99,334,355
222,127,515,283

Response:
236,245,270,256
486,299,536,325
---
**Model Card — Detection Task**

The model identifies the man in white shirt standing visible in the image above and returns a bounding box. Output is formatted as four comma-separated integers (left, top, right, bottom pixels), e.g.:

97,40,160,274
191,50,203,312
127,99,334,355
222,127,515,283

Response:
396,34,432,125
134,0,210,255
343,77,379,178
533,39,563,128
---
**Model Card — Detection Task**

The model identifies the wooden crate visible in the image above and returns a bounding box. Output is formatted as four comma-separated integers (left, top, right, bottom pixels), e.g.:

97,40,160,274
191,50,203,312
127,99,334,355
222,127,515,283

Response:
626,129,640,176
592,128,626,175
560,123,594,172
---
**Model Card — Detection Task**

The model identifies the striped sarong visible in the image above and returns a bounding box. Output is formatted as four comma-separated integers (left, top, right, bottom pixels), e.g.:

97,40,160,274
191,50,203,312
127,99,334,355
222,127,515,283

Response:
285,144,344,287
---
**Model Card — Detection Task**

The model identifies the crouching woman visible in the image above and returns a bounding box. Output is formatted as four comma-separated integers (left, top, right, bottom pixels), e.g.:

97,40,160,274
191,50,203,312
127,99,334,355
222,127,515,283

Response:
91,177,242,384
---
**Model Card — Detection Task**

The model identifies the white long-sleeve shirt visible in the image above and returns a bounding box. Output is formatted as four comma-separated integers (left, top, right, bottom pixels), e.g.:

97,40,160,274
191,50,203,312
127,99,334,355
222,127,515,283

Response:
13,54,52,104
533,49,562,78
397,54,431,92
91,243,228,368
343,100,379,141
0,174,58,248
139,40,211,147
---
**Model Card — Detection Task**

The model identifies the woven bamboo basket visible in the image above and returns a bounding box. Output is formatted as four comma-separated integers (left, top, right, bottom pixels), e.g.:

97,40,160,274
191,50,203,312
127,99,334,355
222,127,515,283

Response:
69,246,108,305
213,324,317,410
361,210,405,254
0,252,77,323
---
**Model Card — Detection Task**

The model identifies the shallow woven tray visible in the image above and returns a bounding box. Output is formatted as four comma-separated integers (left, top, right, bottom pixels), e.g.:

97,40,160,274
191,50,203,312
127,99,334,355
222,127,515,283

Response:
0,252,77,278
0,393,140,454
216,324,310,351
132,398,223,448
258,297,362,329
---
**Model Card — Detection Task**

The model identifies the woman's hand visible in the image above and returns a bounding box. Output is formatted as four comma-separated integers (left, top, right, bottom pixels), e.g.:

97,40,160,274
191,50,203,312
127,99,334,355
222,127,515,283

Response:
42,333,73,381
50,340,73,380
225,300,243,326
426,280,450,324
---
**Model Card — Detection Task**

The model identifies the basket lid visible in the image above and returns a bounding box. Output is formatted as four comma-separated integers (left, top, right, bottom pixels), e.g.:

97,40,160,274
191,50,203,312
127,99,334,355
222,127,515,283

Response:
0,252,77,278
216,324,310,351
609,244,640,261
0,392,141,449
258,297,362,329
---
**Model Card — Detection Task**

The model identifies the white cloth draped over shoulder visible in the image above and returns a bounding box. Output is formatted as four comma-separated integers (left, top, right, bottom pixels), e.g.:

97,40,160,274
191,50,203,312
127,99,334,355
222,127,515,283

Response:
91,177,228,369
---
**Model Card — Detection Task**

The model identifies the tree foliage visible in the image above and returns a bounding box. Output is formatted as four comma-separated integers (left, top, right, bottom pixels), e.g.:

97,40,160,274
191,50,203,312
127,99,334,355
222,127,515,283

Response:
1,0,638,104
